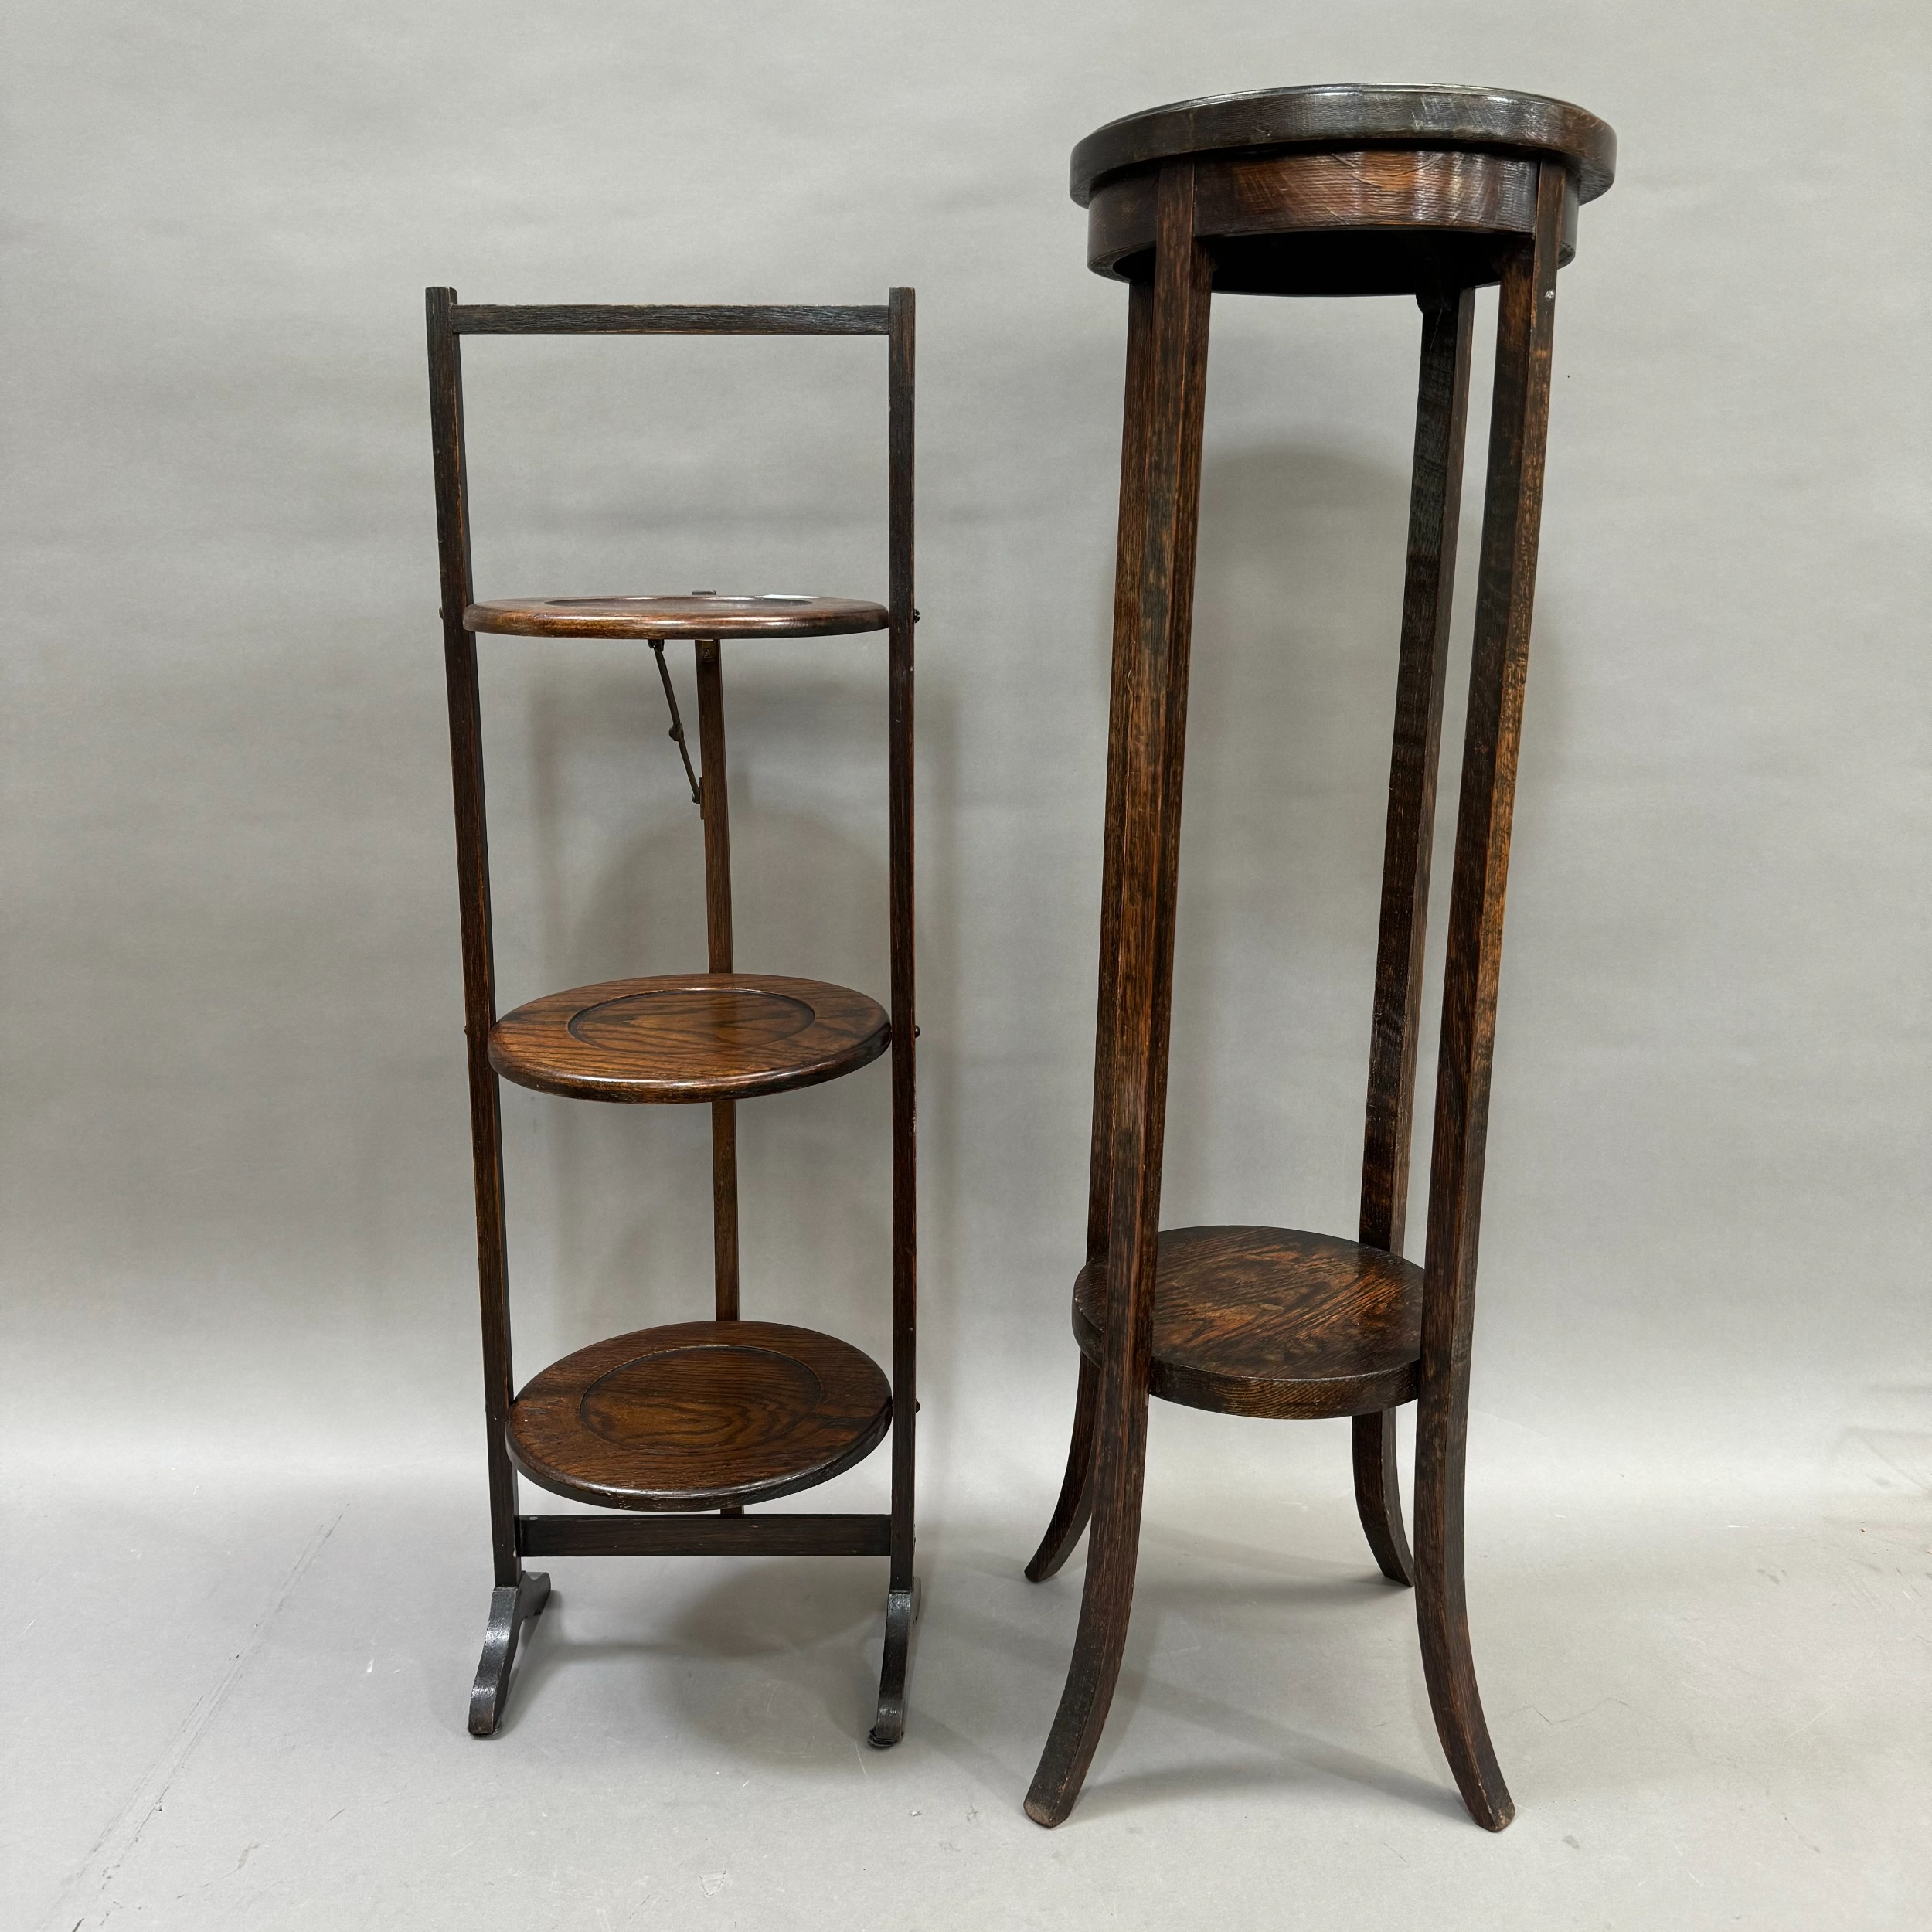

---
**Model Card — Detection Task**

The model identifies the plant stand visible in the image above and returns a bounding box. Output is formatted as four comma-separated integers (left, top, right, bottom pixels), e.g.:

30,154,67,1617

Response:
1022,87,1616,1828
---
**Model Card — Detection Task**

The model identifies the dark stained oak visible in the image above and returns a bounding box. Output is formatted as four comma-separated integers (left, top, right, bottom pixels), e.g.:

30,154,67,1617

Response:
1075,84,1609,298
1026,89,1612,1832
507,1320,893,1513
1087,148,1572,297
694,641,741,1332
1024,1352,1098,1583
468,1568,550,1738
427,290,919,1744
877,285,920,1747
426,287,522,1599
1409,157,1569,1837
520,1512,891,1557
1027,158,1213,1831
466,593,887,641
1070,83,1616,206
451,303,889,336
488,971,889,1104
1070,1227,1423,1418
1354,284,1476,1591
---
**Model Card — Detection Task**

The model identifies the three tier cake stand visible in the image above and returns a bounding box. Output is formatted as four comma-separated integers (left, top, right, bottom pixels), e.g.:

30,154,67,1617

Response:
425,288,917,1747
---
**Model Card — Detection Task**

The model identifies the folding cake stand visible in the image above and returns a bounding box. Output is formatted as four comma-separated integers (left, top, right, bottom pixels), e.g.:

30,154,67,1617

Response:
425,289,917,1746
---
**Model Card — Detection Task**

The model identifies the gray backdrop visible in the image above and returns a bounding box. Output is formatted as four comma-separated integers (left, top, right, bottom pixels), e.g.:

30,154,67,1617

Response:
5,4,1928,1927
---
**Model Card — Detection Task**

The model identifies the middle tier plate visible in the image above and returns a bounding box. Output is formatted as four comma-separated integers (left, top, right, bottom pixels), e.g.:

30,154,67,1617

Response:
490,971,890,1103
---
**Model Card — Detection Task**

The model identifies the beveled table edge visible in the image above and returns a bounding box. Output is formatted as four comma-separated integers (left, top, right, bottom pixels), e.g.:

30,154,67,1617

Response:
1070,83,1616,207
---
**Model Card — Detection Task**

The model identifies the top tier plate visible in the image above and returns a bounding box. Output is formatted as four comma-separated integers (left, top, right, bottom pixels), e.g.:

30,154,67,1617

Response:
465,593,889,640
1070,84,1617,206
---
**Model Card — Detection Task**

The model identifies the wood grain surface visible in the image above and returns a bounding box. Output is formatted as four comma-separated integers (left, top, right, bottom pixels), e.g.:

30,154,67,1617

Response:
1070,83,1615,206
519,1512,892,1557
879,286,921,1741
693,641,741,1329
1352,285,1477,1589
1026,159,1213,1830
465,593,888,640
428,285,921,1747
1026,102,1608,1829
451,303,889,336
488,971,889,1103
1070,1226,1423,1417
1408,158,1570,1836
507,1319,893,1512
427,287,522,1592
1087,147,1577,295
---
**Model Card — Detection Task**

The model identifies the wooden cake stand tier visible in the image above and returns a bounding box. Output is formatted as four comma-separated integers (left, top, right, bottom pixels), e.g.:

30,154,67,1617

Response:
490,971,889,1104
465,593,888,640
509,1320,893,1513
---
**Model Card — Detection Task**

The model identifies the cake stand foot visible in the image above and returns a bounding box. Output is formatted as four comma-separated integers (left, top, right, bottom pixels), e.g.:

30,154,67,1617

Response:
468,1569,552,1737
866,1578,920,1747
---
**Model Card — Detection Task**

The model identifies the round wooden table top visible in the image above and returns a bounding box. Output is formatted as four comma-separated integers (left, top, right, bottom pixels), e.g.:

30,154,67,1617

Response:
464,593,889,640
1070,83,1617,207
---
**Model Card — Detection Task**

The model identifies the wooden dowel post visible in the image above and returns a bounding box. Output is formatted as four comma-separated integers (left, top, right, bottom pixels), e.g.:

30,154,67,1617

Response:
427,287,520,1594
693,638,740,1325
1353,282,1476,1588
1026,162,1213,1827
1415,158,1567,1834
1026,260,1165,1589
869,283,920,1748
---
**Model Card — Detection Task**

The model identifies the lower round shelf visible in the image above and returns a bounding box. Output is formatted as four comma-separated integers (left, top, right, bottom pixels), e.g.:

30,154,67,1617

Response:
489,972,889,1103
507,1319,893,1512
1072,1225,1423,1419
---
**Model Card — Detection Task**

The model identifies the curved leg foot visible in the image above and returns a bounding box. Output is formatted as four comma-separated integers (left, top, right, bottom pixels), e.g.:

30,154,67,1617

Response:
866,1579,920,1748
1026,1355,1099,1582
468,1570,551,1738
1414,1549,1513,1829
1024,1416,1148,1828
1352,1409,1417,1586
1024,1495,1143,1826
1415,1394,1513,1828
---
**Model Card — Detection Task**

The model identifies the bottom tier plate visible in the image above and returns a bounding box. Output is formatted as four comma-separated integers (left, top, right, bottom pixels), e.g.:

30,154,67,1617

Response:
507,1320,893,1512
1073,1226,1423,1418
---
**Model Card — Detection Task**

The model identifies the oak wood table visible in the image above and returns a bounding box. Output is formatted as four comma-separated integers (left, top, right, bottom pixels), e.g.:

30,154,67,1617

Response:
1024,85,1615,1829
426,292,918,1747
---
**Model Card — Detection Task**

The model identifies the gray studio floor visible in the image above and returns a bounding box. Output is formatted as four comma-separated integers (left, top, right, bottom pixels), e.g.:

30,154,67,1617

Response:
13,1426,1924,1931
